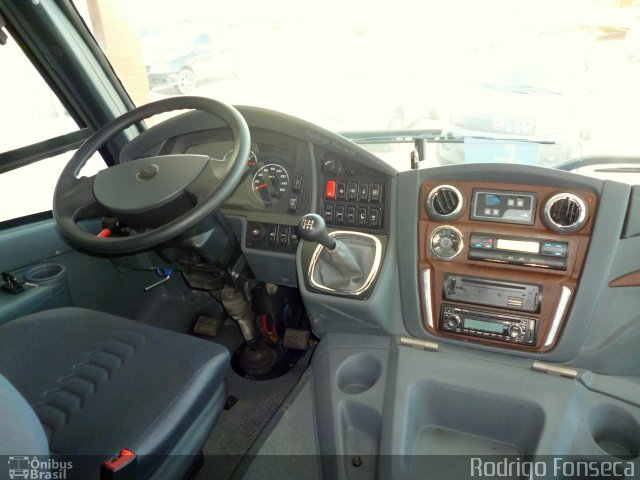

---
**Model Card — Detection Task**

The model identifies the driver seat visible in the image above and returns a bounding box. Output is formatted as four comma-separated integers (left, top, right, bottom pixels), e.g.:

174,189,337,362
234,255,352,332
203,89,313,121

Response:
0,307,229,479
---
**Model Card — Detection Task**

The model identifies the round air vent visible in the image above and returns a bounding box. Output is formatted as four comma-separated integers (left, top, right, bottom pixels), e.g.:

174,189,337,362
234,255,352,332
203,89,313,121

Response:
543,192,588,233
425,185,464,221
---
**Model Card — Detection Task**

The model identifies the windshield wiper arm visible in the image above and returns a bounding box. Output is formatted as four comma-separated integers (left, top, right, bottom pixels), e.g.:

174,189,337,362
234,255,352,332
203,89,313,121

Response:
554,155,640,172
340,129,443,144
340,130,555,145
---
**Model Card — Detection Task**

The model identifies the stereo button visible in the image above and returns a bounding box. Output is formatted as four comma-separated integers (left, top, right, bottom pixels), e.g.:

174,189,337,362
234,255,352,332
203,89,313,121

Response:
508,324,524,339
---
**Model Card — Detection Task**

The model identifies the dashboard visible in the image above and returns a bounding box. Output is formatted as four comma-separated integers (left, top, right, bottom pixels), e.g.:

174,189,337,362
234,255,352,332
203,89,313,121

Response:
418,180,597,352
119,106,393,257
121,105,640,369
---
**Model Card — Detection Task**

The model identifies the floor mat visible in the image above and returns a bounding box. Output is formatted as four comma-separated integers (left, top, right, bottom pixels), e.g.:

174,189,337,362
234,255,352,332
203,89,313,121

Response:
195,320,314,480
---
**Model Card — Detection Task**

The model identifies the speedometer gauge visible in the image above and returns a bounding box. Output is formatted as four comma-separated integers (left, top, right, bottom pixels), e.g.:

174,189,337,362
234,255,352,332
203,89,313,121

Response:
251,164,290,204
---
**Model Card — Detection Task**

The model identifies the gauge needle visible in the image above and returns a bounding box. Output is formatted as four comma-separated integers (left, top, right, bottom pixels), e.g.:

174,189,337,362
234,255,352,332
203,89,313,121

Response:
254,183,268,191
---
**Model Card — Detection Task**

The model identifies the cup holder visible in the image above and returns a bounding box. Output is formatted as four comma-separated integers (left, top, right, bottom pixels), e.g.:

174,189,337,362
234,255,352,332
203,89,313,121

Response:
24,263,66,284
590,405,640,459
336,354,382,395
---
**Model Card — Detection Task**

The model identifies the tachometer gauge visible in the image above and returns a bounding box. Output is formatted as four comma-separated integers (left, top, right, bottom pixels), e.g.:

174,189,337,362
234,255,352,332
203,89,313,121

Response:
223,149,257,167
252,163,290,204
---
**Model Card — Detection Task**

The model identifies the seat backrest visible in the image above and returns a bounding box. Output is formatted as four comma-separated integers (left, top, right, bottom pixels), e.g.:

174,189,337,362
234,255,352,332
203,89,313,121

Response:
0,373,48,456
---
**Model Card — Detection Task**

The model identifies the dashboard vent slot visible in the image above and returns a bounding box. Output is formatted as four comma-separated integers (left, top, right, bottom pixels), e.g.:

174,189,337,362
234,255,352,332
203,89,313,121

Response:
543,193,588,233
433,188,459,215
426,185,464,220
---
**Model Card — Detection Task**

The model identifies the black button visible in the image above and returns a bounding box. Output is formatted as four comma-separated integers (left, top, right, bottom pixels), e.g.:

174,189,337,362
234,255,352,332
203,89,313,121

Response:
288,195,299,212
368,208,381,228
293,174,303,191
347,182,358,201
357,207,368,227
370,183,382,202
336,182,346,200
323,204,334,223
268,225,278,244
358,183,370,202
335,205,345,224
289,229,299,245
278,225,289,245
346,206,356,226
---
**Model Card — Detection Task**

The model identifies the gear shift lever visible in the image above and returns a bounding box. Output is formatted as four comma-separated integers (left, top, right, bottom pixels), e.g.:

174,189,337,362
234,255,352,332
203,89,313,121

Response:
298,214,336,250
298,213,364,290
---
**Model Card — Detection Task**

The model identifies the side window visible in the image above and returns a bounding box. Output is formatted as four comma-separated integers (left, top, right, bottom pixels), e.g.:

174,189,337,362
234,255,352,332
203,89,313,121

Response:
0,28,104,223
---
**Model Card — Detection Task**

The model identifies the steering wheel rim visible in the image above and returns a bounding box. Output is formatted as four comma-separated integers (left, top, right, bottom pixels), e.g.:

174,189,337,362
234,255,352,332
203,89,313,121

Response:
53,96,250,254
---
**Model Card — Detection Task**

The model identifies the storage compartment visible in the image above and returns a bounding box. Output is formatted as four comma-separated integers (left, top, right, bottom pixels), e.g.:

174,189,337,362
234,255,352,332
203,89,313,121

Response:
590,404,640,459
403,380,545,457
25,263,66,283
336,353,382,395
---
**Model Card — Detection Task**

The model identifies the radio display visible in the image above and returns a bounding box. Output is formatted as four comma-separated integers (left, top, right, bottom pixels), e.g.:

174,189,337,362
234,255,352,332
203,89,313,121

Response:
464,318,504,334
496,238,540,254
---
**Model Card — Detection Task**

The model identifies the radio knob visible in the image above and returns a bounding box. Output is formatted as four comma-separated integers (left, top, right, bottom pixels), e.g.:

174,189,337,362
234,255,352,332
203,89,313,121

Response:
508,324,524,339
446,315,461,329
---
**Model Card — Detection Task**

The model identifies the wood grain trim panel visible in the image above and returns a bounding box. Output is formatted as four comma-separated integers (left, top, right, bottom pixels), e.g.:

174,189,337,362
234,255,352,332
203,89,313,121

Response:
609,271,640,287
418,180,597,352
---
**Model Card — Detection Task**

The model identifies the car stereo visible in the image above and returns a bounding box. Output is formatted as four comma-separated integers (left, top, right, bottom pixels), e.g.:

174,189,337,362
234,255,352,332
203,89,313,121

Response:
441,305,537,345
468,233,569,270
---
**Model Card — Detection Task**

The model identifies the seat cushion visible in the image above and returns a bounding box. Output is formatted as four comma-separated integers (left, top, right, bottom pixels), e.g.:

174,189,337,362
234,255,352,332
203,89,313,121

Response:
0,307,229,478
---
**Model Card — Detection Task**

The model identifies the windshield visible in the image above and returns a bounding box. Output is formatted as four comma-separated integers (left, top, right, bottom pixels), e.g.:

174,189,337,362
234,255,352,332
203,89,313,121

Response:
73,0,640,178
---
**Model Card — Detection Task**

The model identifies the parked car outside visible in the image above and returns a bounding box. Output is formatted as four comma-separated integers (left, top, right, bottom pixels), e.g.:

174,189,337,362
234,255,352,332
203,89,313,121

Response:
436,32,591,167
140,22,235,94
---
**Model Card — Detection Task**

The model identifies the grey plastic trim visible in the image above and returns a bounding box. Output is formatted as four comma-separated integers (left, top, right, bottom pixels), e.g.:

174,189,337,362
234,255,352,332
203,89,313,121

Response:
544,286,571,348
422,268,434,328
308,231,382,295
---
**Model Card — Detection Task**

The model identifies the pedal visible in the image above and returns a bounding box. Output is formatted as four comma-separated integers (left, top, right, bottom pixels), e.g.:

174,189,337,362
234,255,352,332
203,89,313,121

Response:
282,328,310,351
193,315,224,338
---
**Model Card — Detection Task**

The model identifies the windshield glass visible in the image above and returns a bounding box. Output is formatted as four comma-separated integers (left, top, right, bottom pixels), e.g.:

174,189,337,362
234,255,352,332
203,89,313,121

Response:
73,0,640,178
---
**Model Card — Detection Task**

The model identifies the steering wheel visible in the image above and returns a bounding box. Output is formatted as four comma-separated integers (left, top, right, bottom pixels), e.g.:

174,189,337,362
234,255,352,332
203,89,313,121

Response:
53,96,250,254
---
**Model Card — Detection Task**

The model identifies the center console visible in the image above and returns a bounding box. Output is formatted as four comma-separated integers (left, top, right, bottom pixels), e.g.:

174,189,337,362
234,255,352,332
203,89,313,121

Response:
419,180,597,352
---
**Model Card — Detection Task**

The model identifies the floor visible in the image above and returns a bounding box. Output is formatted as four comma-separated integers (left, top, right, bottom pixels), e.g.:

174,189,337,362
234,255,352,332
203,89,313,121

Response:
195,320,314,480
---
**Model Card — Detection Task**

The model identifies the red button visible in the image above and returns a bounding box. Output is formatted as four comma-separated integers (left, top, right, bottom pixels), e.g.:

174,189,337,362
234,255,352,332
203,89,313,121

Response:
326,180,337,199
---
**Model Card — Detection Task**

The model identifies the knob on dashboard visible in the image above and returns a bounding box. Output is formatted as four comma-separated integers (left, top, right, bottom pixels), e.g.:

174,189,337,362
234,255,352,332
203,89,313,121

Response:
508,324,524,339
446,314,461,329
430,225,464,260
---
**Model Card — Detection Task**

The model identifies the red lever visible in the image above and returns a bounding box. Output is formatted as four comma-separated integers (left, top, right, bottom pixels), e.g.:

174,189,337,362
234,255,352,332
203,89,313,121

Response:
97,228,112,238
103,449,136,471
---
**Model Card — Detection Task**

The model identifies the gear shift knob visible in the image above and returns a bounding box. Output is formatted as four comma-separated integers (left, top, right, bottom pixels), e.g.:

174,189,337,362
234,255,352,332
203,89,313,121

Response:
298,213,336,250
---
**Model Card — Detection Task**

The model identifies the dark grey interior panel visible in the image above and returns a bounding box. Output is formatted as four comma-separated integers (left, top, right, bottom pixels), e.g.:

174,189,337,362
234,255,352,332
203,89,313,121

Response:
571,234,640,374
312,333,640,480
0,219,222,332
297,178,406,337
623,185,640,238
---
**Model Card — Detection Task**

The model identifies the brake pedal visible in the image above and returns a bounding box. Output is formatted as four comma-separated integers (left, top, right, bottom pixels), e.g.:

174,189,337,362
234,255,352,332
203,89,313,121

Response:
193,315,224,338
282,328,310,351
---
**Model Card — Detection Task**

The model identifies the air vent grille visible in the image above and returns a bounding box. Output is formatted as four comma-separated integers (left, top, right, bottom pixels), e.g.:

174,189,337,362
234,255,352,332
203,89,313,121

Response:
550,197,581,226
433,188,460,216
543,193,588,233
426,185,464,220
